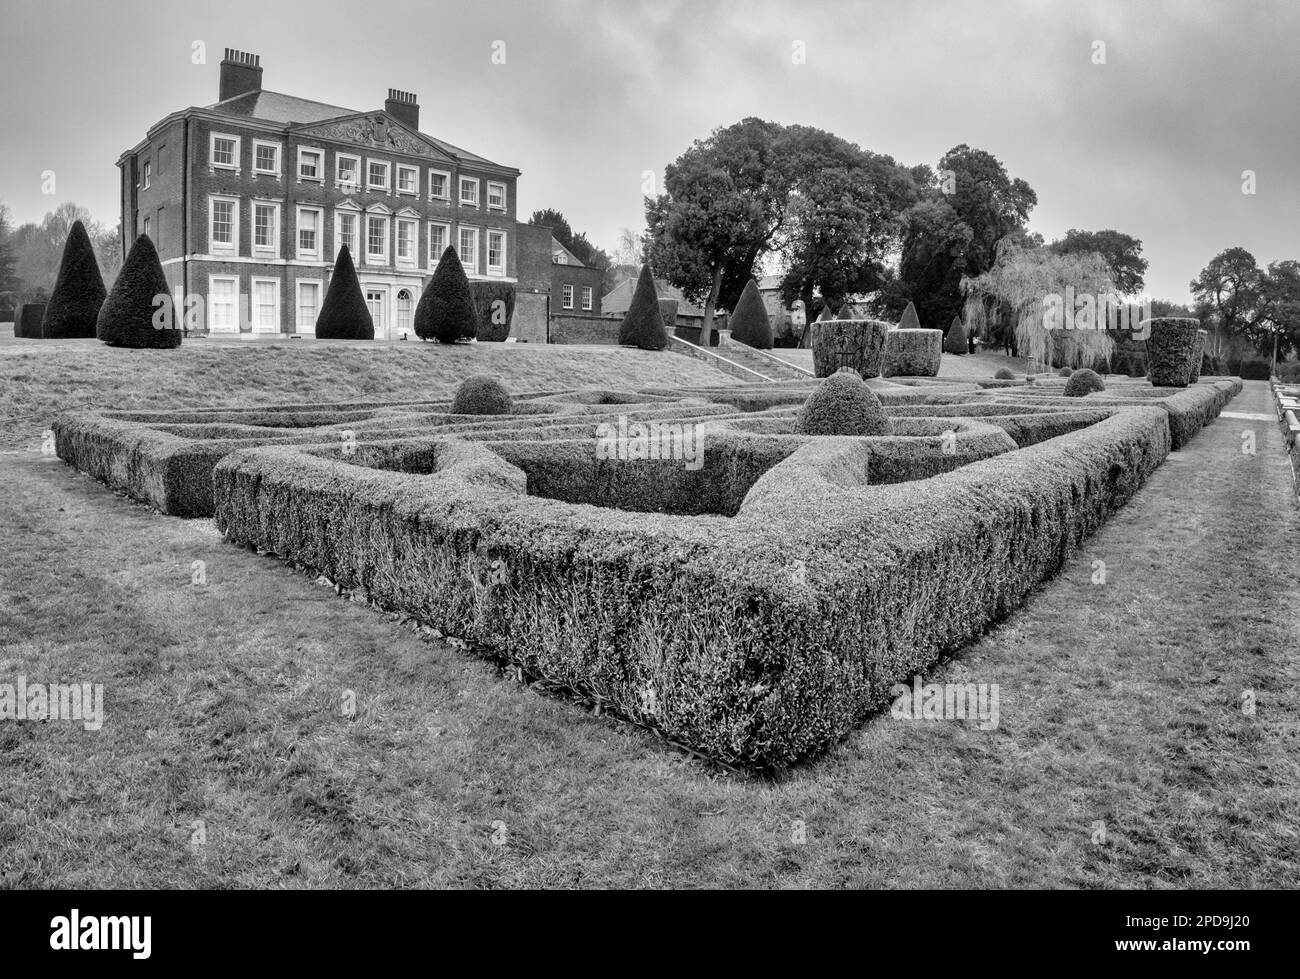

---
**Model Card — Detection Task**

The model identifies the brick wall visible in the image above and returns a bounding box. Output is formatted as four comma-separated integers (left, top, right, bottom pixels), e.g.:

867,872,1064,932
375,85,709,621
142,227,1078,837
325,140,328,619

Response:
549,313,621,345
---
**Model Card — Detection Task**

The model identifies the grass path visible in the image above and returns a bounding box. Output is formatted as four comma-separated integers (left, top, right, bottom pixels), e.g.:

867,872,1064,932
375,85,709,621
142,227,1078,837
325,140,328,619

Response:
1,381,1296,887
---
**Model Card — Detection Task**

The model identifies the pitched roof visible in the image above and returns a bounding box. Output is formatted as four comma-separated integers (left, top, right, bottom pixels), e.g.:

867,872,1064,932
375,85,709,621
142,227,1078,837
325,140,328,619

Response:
602,278,707,318
204,90,503,168
550,238,585,268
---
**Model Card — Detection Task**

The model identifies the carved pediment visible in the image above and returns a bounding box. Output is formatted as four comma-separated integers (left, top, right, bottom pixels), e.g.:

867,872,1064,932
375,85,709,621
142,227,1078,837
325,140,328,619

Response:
297,113,450,161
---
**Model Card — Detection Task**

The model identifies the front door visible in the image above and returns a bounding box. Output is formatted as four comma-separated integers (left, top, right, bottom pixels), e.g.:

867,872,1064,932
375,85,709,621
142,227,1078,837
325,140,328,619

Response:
365,287,387,339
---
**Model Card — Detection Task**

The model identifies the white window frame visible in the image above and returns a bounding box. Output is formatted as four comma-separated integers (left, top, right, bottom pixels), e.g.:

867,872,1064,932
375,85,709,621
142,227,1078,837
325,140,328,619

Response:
142,160,152,190
395,164,419,196
251,201,280,258
252,140,281,177
208,194,239,255
297,146,324,183
486,229,506,276
367,159,391,192
428,169,450,200
207,275,240,334
396,218,417,267
142,215,151,239
210,132,241,171
581,286,593,311
335,153,362,193
249,277,280,334
366,214,390,265
561,284,574,310
428,221,450,268
458,225,479,274
295,278,323,333
296,205,324,260
486,181,506,211
335,208,360,258
459,176,479,207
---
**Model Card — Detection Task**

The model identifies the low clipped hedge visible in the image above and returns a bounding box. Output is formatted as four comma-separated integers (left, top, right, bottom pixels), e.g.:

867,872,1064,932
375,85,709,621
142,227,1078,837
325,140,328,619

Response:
1143,317,1200,387
810,319,890,378
210,405,1171,769
883,329,942,377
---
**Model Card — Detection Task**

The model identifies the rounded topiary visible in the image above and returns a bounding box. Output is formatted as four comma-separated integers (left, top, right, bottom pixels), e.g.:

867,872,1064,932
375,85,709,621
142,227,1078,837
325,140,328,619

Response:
1058,366,1074,377
315,246,373,340
794,368,892,436
416,245,477,343
943,316,967,355
810,318,890,378
1188,329,1207,383
451,375,513,415
96,235,180,349
728,278,773,349
619,265,668,351
883,328,942,377
43,220,106,339
1063,367,1106,397
1143,317,1200,387
994,368,1017,380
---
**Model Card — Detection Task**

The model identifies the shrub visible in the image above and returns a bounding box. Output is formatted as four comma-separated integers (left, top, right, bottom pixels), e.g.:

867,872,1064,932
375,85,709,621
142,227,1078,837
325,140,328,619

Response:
1058,366,1074,377
470,281,516,342
14,303,46,338
1237,359,1272,381
994,368,1016,380
1202,353,1226,377
1276,361,1300,383
794,369,892,436
1063,368,1106,397
810,318,890,378
1143,317,1200,386
314,246,374,340
898,301,921,330
416,246,476,343
451,375,513,415
96,235,180,349
618,265,669,351
728,278,773,349
943,316,967,355
42,220,106,339
883,329,942,377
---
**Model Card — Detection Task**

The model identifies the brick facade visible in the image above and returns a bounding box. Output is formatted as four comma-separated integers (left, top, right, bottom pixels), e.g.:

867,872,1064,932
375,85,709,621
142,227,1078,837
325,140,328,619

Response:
117,50,523,340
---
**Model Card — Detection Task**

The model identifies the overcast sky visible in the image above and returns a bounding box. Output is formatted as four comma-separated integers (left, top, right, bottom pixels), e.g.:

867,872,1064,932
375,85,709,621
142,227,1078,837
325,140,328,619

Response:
2,0,1296,302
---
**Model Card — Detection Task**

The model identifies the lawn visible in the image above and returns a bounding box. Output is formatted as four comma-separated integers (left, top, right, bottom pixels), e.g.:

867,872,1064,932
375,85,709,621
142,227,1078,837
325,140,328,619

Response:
1,343,1297,887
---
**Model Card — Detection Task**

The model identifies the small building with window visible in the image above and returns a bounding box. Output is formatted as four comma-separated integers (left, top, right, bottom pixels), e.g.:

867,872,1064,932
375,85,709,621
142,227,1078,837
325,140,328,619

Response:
546,237,603,317
116,48,521,339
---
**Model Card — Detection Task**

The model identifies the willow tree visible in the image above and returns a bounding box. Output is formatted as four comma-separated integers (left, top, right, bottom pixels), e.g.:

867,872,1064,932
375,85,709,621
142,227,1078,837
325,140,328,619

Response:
961,241,1118,371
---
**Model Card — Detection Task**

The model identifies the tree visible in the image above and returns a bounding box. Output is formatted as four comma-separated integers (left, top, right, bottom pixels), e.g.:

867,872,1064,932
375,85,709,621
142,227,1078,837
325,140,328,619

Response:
728,278,772,349
618,265,668,350
645,118,803,345
315,246,374,340
1049,229,1148,295
0,202,18,319
96,235,180,349
42,220,106,338
879,146,1036,329
415,245,476,343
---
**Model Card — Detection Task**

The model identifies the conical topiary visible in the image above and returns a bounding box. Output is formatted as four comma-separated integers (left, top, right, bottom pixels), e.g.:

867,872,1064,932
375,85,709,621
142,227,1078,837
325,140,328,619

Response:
316,246,374,340
416,245,477,343
794,368,892,436
898,301,921,330
836,304,853,320
943,316,967,355
816,303,834,322
96,234,180,349
43,220,106,338
728,278,772,349
618,265,668,350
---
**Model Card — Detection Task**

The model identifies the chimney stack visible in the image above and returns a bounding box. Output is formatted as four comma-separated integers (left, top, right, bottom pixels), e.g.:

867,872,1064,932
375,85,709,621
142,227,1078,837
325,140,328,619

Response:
219,49,263,102
384,88,420,131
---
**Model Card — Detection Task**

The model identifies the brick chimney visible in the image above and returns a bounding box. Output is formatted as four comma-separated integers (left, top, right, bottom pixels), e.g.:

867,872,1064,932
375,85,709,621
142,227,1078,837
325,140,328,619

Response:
219,49,262,102
384,89,419,131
